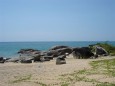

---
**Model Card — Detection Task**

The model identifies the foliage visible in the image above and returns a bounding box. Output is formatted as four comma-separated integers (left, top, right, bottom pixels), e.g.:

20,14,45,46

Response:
89,42,115,56
10,74,32,83
59,58,115,86
96,43,115,54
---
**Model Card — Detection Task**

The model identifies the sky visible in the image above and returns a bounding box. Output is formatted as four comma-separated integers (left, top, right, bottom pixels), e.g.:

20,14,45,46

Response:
0,0,115,42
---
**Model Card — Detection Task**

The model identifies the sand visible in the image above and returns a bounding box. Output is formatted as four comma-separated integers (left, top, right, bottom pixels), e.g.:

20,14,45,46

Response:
0,56,115,86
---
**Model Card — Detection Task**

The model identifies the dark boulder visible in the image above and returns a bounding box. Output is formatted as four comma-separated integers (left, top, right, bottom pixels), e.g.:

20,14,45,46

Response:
46,45,72,57
58,55,66,59
0,57,7,63
0,57,3,61
17,49,41,55
43,56,53,60
95,46,108,56
33,55,44,62
6,58,20,63
0,60,5,63
19,55,34,60
46,50,59,57
43,57,50,61
72,47,94,59
56,57,66,65
21,59,32,63
46,48,72,57
49,45,70,50
0,57,5,63
56,48,72,56
5,58,11,61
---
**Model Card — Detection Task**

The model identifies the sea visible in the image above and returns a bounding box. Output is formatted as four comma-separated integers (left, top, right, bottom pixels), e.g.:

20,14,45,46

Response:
0,41,115,58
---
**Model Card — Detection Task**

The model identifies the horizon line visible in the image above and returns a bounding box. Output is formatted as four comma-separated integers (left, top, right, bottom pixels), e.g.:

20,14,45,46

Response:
0,41,114,42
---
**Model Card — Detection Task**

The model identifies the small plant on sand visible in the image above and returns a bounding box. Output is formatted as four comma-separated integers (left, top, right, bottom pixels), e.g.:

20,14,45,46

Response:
59,58,115,86
96,82,115,86
61,82,69,86
90,43,115,56
36,82,47,86
90,58,115,77
10,74,32,83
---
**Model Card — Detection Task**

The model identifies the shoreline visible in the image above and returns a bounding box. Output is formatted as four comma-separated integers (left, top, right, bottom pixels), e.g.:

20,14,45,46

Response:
1,41,115,58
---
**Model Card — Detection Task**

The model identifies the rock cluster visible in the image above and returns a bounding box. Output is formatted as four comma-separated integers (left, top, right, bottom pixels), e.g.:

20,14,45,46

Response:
0,45,109,64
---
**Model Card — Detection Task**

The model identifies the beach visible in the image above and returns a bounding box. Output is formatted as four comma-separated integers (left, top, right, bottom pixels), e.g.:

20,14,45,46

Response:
0,56,115,86
1,0,115,85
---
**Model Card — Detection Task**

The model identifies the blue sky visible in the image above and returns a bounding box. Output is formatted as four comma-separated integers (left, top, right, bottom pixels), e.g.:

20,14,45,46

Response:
0,0,115,42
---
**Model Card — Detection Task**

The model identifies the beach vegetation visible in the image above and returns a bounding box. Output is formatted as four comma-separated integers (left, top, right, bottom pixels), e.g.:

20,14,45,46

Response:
91,43,115,56
10,74,32,83
36,82,47,86
59,58,115,86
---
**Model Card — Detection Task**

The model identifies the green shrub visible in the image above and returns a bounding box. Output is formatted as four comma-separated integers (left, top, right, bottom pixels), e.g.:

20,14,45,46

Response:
90,43,115,56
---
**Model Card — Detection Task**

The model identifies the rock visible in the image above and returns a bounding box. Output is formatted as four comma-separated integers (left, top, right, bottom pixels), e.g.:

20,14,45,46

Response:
6,58,20,63
0,57,3,61
46,50,59,57
17,49,41,55
19,55,34,60
21,59,32,63
49,45,70,50
58,55,66,59
46,47,72,58
43,57,50,61
72,47,94,59
56,57,66,65
95,46,108,56
5,58,11,61
33,55,44,62
0,60,5,63
43,56,53,60
94,54,98,58
56,48,72,56
72,51,81,59
0,57,6,63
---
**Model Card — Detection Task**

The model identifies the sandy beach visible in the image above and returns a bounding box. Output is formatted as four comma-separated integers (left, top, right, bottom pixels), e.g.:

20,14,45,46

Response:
0,56,115,86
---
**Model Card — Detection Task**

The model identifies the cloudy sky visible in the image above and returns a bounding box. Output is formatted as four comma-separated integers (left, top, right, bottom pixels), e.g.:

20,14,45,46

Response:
0,0,115,42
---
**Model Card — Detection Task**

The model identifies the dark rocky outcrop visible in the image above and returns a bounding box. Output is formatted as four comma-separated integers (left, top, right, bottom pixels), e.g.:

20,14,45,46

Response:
33,55,44,62
56,48,72,56
0,57,3,61
46,47,72,57
46,50,59,57
20,59,32,63
95,46,108,56
0,57,6,63
72,47,94,59
56,56,66,65
43,56,53,60
18,49,41,55
6,58,20,63
0,57,5,63
49,45,70,50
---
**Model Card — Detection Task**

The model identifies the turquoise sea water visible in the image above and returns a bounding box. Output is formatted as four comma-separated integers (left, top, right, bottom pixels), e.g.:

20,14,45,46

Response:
0,41,115,58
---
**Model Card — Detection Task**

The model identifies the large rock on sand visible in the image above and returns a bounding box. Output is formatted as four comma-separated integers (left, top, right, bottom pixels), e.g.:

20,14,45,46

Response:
0,57,3,61
0,57,5,63
49,45,70,50
18,49,41,55
21,59,32,63
72,47,94,59
95,46,108,56
6,58,20,63
56,56,66,65
47,46,72,57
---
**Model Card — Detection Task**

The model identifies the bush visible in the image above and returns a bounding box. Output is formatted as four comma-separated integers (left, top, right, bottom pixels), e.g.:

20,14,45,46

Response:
96,43,115,55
